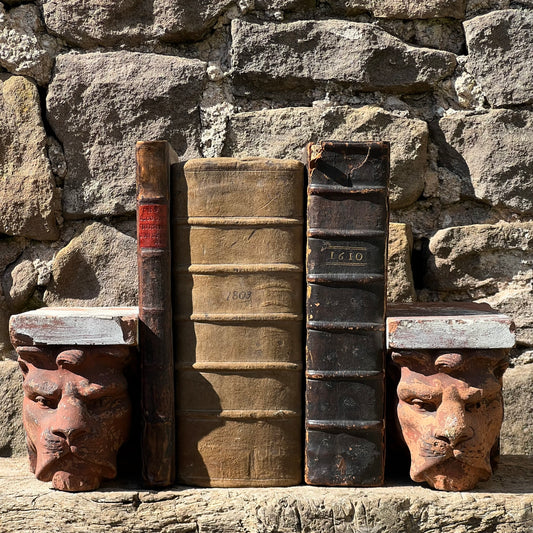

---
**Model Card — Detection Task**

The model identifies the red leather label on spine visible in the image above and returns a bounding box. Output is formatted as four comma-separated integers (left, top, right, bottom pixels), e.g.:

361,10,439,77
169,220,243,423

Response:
138,204,168,249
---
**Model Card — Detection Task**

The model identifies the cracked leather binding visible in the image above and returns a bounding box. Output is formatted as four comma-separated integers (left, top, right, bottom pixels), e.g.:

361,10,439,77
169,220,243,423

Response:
173,157,304,487
305,141,389,486
136,140,178,487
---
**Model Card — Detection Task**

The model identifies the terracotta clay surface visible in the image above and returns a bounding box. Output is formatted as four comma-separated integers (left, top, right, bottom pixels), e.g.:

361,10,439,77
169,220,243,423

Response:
15,345,132,492
391,348,508,491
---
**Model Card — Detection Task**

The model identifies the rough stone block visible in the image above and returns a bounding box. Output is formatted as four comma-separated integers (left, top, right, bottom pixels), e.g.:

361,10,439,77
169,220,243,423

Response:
255,0,315,9
411,19,465,55
426,222,533,345
427,222,533,290
225,105,428,208
40,0,233,47
328,0,466,19
0,239,28,358
439,110,533,215
479,289,533,346
0,75,59,240
501,363,533,455
47,52,205,218
0,3,59,85
43,222,138,307
464,9,533,106
231,20,456,93
0,456,532,531
1,259,38,311
387,223,416,303
466,0,510,15
0,360,24,457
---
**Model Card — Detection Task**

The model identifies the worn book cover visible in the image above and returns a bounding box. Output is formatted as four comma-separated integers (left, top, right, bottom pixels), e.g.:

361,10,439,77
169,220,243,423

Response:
173,157,304,487
305,140,389,486
136,140,179,487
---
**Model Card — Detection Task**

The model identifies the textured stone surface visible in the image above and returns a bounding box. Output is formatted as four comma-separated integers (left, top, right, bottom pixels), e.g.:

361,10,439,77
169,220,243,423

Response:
501,364,533,455
328,0,467,19
0,238,27,358
466,0,510,15
371,19,466,55
225,105,428,208
426,222,533,344
0,238,26,275
231,20,456,93
478,289,533,346
427,222,533,291
412,20,465,54
439,110,533,215
388,223,416,302
0,75,59,240
43,223,137,307
47,52,205,218
0,3,59,85
0,456,532,532
464,9,533,106
0,360,25,457
256,0,315,9
2,259,38,310
40,0,233,47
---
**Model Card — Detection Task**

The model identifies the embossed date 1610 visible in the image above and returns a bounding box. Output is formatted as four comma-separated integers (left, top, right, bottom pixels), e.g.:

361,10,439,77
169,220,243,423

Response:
325,246,367,266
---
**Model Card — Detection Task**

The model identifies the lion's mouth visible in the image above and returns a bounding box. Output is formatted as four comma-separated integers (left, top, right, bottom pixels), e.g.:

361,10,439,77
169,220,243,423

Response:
412,437,492,483
34,430,117,483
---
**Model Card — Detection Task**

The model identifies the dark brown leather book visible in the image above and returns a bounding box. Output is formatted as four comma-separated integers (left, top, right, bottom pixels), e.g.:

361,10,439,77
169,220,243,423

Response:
172,157,304,487
136,140,178,487
305,141,389,486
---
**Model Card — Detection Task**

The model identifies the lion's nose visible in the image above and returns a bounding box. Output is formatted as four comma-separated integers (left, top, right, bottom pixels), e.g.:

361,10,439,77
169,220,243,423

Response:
434,402,474,446
435,425,474,447
51,427,88,442
50,397,89,443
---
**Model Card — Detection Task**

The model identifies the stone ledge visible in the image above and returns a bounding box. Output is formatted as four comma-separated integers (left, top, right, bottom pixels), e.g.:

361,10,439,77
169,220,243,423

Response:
1,457,532,533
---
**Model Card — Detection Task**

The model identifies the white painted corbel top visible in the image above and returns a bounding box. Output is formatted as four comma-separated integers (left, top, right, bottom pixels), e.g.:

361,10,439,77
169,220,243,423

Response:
9,307,139,346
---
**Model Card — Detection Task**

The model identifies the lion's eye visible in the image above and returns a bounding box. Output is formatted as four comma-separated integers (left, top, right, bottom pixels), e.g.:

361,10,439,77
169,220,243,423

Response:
89,397,115,411
409,398,437,412
87,394,127,413
33,396,56,409
466,399,488,413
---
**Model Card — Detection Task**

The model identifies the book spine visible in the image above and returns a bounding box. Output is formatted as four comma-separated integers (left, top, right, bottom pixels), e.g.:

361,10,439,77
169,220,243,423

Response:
173,159,304,487
305,141,389,486
136,140,176,487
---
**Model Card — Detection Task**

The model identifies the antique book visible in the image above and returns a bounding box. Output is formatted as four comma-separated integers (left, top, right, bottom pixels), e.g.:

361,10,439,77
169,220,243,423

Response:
136,140,178,487
173,157,304,487
305,140,389,486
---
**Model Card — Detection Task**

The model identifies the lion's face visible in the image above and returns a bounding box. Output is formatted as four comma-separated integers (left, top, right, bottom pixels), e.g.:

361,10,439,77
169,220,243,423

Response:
396,363,504,491
18,346,131,492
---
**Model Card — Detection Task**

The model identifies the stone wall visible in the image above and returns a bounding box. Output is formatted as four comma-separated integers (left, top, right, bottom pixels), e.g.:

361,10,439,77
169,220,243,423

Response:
0,0,531,456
